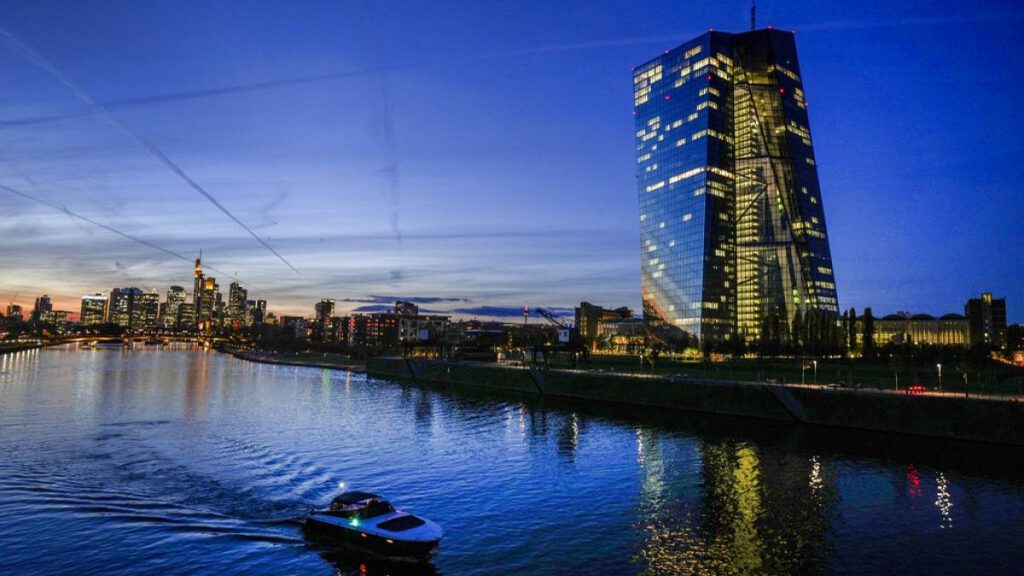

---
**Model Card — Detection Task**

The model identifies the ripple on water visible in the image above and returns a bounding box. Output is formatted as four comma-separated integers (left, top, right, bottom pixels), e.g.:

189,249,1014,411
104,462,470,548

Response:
1,348,1024,575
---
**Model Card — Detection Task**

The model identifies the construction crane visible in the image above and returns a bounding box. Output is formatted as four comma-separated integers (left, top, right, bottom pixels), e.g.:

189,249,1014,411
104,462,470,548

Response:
534,307,568,329
530,307,587,366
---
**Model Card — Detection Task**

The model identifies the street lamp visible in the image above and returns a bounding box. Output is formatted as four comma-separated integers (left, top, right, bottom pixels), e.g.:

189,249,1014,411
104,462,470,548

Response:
813,360,818,386
937,363,942,392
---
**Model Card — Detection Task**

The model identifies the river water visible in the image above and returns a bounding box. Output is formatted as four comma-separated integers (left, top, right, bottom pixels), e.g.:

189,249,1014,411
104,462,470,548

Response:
1,346,1022,575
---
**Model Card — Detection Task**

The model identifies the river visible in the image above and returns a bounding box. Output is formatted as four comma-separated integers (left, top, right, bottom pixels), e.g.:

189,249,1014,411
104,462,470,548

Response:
1,346,1022,575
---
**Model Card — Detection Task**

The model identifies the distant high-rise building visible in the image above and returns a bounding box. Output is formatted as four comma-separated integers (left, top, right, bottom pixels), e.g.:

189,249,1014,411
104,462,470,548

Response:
109,287,144,329
227,281,247,329
394,300,419,316
177,302,196,330
965,292,1007,348
80,294,108,326
162,286,187,330
314,299,336,337
5,303,23,322
634,28,838,347
252,300,267,326
136,291,160,331
31,295,53,323
193,257,219,331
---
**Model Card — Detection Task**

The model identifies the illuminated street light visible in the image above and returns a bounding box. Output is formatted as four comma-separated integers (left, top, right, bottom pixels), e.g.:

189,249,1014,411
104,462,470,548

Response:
813,360,818,385
937,363,942,392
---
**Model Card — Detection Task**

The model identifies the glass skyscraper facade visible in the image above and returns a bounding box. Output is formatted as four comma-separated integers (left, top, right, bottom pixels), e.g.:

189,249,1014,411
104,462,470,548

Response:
634,29,838,347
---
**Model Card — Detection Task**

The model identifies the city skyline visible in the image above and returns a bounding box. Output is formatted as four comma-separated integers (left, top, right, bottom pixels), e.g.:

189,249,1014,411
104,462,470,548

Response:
1,1,1022,322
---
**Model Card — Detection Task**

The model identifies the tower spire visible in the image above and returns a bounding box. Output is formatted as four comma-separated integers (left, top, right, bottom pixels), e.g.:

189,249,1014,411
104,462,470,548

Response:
751,0,757,31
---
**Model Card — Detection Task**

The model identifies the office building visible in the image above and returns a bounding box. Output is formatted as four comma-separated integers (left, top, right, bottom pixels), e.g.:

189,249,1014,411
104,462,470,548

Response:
177,302,196,330
80,294,108,326
109,287,143,329
162,286,187,330
136,291,160,331
31,294,53,323
575,302,634,344
226,281,247,330
634,28,838,347
858,312,969,347
5,303,23,322
314,299,335,338
193,257,220,331
965,292,1007,348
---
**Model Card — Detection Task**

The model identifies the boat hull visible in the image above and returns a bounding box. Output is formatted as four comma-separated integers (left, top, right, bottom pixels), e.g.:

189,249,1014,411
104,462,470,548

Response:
304,515,440,558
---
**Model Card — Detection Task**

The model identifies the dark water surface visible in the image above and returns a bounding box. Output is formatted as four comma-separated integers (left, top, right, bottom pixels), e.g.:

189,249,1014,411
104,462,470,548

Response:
1,347,1023,575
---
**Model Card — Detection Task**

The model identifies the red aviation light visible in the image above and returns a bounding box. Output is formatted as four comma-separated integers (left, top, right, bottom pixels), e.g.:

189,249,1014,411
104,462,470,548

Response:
664,94,671,100
779,88,785,94
706,74,712,81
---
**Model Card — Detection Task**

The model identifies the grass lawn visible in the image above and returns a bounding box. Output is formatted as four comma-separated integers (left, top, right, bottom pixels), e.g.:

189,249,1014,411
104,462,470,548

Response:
583,355,1024,397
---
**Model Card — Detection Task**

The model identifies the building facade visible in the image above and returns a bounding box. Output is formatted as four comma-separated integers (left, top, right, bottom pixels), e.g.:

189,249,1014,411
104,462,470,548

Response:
80,293,108,326
31,294,53,323
162,286,187,330
965,292,1007,348
634,29,838,347
226,281,248,330
858,313,970,347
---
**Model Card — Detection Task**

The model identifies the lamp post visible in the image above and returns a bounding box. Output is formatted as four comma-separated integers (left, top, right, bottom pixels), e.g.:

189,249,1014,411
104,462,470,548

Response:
813,360,818,386
801,362,806,386
937,363,942,393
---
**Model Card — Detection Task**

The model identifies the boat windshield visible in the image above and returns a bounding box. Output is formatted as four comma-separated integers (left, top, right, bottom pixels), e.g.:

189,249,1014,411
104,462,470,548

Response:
360,498,395,518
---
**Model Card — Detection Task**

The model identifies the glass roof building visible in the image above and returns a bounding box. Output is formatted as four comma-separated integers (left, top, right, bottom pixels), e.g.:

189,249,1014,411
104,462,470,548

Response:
634,29,838,347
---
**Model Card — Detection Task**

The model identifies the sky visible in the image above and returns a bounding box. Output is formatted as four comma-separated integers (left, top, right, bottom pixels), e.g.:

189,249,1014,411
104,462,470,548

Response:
0,0,1022,322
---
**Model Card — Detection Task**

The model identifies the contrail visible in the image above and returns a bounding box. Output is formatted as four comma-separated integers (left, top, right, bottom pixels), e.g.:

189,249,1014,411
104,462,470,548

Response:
0,25,300,275
2,12,1022,128
0,183,228,277
376,73,401,244
0,59,435,129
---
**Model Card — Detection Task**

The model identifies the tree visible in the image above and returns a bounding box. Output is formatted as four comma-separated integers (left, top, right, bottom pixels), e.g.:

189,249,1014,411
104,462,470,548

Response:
791,309,804,353
847,307,857,352
862,307,876,360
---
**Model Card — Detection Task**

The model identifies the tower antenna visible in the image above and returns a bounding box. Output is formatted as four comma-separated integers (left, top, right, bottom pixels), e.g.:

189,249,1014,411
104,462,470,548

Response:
751,0,757,31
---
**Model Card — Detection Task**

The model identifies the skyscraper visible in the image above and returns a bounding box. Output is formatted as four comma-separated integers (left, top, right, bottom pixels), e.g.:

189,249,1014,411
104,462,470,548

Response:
227,281,247,329
162,286,187,330
80,293,108,326
192,257,219,332
634,28,838,347
31,294,53,323
109,287,143,329
136,291,160,331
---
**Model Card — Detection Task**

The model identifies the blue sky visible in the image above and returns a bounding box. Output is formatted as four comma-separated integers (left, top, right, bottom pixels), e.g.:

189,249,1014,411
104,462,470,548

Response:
1,0,1021,321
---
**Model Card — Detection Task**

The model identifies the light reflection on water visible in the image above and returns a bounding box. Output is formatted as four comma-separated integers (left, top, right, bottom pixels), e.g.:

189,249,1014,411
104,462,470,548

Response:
0,347,1022,575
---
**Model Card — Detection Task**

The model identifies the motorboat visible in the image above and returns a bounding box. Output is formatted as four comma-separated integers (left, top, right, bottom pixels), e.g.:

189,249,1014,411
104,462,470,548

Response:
304,491,443,558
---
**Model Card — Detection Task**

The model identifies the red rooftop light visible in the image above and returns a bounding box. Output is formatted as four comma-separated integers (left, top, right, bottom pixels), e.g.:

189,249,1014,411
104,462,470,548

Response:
779,88,785,94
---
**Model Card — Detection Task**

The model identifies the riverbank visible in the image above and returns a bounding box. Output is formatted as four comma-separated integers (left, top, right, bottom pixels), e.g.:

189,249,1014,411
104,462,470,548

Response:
0,341,45,355
226,348,365,372
366,357,1024,446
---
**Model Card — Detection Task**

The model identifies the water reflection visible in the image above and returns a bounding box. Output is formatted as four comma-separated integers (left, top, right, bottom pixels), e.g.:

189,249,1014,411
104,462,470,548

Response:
555,413,580,462
184,351,209,420
2,349,1022,575
936,472,953,529
635,439,837,575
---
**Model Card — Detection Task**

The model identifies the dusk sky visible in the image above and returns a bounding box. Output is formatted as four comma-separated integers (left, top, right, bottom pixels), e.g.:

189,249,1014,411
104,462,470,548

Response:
1,0,1021,321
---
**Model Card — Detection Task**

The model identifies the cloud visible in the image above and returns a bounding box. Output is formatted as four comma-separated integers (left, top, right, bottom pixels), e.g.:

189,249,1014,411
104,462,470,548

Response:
451,305,574,319
342,295,471,305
